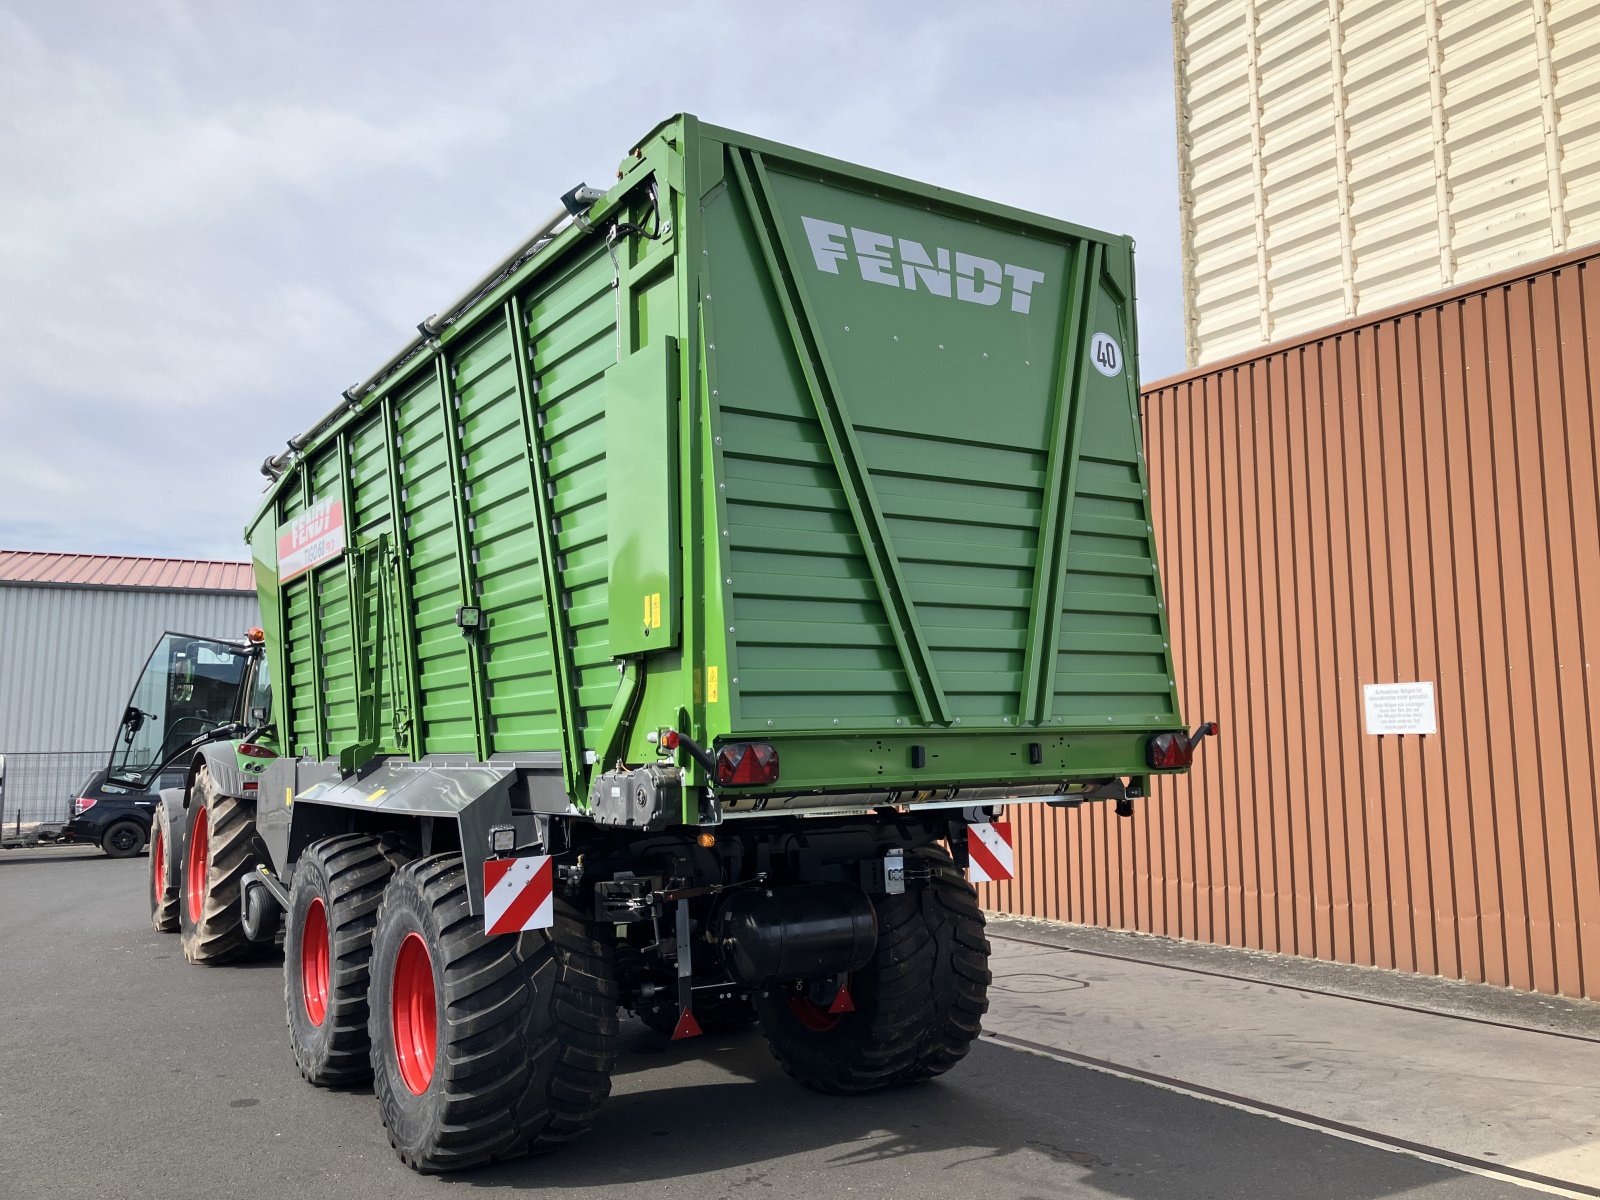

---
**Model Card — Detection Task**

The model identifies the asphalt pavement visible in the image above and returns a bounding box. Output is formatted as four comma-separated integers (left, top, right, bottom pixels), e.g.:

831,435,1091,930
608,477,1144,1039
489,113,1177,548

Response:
1,846,1592,1200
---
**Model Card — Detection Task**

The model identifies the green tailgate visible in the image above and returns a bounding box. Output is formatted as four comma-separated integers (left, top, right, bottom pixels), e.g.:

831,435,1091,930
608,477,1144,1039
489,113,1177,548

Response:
696,127,1179,791
246,115,1182,811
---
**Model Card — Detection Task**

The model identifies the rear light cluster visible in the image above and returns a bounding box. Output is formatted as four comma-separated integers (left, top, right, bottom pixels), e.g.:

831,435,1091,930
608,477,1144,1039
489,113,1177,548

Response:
72,795,97,816
1146,732,1193,770
714,742,779,787
237,743,275,758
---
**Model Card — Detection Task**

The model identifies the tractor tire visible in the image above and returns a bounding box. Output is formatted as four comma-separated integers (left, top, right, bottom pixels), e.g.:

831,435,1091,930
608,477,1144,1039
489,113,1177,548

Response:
178,765,262,965
103,819,146,859
368,854,620,1173
285,834,396,1086
149,800,181,933
753,845,991,1094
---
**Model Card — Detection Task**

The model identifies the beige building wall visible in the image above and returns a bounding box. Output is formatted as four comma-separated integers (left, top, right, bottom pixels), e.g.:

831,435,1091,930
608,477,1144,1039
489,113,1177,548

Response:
1174,0,1600,367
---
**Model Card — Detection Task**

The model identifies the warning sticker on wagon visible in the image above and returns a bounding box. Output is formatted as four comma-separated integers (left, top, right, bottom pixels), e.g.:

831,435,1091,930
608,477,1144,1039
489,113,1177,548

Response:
1363,682,1437,736
277,498,346,582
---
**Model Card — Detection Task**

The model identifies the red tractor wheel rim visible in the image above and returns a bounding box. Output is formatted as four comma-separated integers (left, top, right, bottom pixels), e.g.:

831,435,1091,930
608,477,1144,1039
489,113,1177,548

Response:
392,933,437,1095
301,897,330,1027
788,993,843,1033
185,807,209,924
152,828,165,905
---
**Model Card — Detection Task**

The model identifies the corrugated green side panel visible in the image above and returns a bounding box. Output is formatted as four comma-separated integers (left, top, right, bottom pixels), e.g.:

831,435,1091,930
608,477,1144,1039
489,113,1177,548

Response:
309,452,356,754
394,370,476,754
347,415,400,750
523,247,622,751
701,181,907,725
453,314,558,753
283,575,317,756
1054,282,1172,721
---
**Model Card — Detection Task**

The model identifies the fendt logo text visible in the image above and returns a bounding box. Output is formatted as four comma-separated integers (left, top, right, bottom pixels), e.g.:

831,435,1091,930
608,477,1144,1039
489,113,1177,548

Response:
801,216,1046,314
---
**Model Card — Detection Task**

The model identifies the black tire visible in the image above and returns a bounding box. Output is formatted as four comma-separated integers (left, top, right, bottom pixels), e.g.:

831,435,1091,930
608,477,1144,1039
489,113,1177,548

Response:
102,819,146,859
753,846,991,1094
178,765,262,965
368,855,620,1173
285,835,395,1086
149,801,181,933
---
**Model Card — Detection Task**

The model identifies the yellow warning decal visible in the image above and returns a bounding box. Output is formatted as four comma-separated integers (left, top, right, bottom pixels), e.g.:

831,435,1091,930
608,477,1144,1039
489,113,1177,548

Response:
643,594,652,625
366,788,388,803
650,592,661,629
707,666,719,703
285,787,294,808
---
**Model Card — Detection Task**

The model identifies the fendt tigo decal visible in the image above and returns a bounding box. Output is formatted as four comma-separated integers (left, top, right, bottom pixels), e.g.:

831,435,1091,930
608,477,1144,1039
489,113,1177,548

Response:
801,215,1047,314
276,497,346,582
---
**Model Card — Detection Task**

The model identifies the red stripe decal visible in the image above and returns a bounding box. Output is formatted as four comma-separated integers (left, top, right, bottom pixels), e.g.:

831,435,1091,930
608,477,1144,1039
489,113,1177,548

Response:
487,857,553,935
968,830,1012,882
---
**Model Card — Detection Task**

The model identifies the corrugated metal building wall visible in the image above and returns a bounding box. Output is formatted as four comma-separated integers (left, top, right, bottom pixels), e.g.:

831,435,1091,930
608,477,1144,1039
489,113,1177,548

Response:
0,561,258,753
980,245,1600,1001
1175,0,1600,367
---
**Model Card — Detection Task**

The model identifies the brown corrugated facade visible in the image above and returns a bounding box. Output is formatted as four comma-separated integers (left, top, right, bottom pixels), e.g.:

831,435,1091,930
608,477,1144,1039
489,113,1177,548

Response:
980,245,1600,1001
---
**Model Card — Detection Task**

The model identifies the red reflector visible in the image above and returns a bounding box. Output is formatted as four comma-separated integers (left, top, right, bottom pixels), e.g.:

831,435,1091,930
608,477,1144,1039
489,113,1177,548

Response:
1146,732,1193,770
714,742,779,787
660,729,680,751
238,743,275,759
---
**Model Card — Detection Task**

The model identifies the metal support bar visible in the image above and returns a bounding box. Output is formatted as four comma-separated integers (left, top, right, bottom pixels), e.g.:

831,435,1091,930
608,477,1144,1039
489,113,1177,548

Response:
506,296,587,799
729,149,950,726
674,896,694,1019
300,472,328,759
434,356,493,763
1019,240,1102,725
380,401,423,759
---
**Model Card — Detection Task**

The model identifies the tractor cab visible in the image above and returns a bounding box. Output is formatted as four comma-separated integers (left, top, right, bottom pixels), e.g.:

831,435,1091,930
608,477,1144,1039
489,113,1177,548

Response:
108,631,265,789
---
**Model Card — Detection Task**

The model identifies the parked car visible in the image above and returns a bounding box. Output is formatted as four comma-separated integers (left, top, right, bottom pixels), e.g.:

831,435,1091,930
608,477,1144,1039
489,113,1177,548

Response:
62,768,183,858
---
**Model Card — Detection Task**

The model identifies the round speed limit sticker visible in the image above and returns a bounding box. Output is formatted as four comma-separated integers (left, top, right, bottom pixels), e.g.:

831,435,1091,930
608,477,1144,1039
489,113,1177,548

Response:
1090,332,1122,377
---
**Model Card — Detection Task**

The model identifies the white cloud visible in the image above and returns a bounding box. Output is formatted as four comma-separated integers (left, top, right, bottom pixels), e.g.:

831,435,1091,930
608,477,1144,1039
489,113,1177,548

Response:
0,0,1183,560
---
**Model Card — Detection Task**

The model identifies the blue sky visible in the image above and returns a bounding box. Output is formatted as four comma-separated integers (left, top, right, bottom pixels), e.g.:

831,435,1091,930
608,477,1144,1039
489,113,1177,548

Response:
0,1,1181,560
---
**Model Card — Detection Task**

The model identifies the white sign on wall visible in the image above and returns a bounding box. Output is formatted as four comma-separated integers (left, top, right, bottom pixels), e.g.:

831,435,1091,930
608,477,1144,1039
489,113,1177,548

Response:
1363,682,1437,736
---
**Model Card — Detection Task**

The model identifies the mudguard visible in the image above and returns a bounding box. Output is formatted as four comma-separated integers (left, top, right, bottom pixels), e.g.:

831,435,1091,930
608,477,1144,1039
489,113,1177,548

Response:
189,741,251,803
156,788,186,882
265,758,521,916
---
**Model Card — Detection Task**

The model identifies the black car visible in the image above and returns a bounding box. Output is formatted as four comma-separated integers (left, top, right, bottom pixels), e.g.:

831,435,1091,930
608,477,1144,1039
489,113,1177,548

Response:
62,768,183,858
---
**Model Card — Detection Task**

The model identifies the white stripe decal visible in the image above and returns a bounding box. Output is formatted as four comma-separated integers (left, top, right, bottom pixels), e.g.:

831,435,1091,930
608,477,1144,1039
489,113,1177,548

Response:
968,821,1015,883
483,856,543,931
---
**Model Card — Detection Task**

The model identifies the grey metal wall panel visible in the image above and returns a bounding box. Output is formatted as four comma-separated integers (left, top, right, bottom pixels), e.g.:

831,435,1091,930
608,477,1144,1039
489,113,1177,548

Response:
0,585,259,753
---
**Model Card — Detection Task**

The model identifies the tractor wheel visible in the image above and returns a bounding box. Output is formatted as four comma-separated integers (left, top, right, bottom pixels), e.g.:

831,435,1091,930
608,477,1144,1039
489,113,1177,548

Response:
285,835,396,1086
178,766,262,965
369,855,620,1173
753,846,991,1094
149,801,181,933
102,819,146,859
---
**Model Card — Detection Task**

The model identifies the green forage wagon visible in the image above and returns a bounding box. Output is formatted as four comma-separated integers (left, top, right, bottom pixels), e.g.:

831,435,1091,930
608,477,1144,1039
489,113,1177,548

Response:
109,115,1208,1173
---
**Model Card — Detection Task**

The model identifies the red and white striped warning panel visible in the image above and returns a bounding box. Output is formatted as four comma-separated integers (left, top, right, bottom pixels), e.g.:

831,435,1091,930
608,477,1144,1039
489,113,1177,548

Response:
966,821,1015,883
483,855,553,936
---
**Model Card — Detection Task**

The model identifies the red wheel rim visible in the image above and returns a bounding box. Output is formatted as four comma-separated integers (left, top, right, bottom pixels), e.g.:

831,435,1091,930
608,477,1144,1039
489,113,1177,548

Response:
788,993,844,1033
301,897,330,1026
152,828,165,905
392,933,437,1095
185,807,209,925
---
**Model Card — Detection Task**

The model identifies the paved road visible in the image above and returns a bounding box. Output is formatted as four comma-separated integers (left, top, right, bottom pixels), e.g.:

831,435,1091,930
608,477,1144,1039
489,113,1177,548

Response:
0,848,1566,1199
